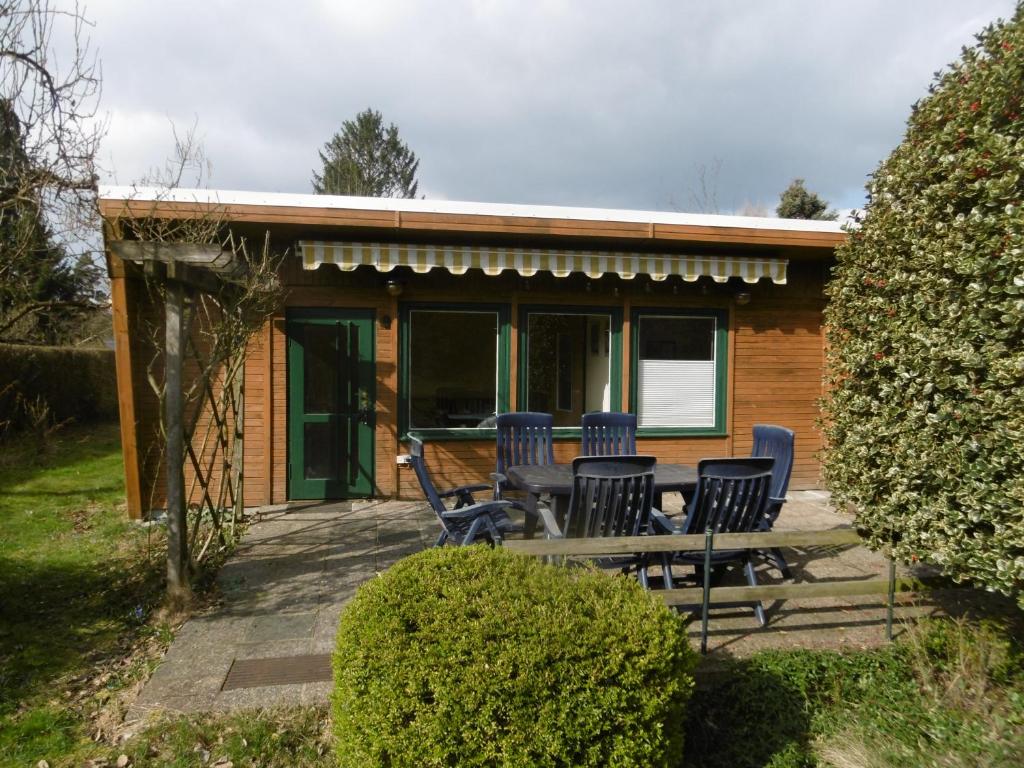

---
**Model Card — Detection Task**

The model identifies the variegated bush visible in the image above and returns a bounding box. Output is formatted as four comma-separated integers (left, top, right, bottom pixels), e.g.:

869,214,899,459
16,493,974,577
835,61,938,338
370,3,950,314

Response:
824,4,1024,603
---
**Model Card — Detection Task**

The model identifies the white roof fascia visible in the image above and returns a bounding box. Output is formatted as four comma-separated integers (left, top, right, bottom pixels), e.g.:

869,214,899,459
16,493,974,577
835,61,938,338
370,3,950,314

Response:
98,185,845,235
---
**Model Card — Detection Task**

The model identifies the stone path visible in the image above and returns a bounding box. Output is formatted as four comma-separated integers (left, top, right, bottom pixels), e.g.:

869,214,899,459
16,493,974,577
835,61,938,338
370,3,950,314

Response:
128,491,988,717
129,499,434,717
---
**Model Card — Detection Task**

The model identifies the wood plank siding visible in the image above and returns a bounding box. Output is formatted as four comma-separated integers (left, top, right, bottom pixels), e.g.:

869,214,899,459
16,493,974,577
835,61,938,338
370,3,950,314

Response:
102,195,840,517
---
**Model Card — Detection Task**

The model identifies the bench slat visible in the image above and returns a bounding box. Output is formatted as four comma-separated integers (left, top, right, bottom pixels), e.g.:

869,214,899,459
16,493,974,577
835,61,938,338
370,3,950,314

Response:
656,576,935,604
502,528,862,556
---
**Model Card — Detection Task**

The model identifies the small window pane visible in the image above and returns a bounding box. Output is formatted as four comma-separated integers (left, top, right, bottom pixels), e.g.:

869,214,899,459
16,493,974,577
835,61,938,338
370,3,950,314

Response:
304,324,337,413
527,313,611,427
410,310,497,429
637,316,717,428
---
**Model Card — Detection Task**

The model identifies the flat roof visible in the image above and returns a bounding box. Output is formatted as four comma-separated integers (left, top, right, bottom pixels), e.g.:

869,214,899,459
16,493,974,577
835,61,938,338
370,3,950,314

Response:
100,186,844,233
99,186,845,251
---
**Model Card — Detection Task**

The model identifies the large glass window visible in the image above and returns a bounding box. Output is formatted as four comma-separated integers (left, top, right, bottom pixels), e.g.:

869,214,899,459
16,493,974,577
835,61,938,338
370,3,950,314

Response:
635,314,721,428
524,311,614,427
407,309,500,429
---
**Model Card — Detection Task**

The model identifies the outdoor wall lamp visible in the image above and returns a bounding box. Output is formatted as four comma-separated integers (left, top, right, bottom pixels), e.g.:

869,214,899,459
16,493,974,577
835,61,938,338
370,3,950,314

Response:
734,291,752,306
385,279,404,297
379,314,393,330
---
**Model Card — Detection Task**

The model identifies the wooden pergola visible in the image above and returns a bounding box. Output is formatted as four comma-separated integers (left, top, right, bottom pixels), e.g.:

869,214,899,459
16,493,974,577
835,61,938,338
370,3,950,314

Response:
109,240,245,599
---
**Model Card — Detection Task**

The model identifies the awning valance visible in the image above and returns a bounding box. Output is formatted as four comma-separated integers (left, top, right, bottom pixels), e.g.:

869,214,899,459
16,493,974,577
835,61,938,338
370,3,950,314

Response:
298,241,787,284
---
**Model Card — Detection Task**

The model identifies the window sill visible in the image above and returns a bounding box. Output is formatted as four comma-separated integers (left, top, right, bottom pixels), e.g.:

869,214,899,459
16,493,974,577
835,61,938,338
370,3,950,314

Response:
403,426,728,442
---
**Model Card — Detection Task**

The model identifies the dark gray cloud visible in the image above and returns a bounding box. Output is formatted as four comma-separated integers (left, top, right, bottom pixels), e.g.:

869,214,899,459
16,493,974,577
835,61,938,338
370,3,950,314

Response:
92,0,1017,213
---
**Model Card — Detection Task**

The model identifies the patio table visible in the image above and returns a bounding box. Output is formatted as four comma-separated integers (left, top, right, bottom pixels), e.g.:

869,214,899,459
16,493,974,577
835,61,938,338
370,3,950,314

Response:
506,463,698,537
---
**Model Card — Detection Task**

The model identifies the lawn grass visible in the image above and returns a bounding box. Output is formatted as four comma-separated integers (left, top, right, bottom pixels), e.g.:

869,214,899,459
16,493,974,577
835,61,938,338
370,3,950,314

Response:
682,618,1024,767
0,422,167,767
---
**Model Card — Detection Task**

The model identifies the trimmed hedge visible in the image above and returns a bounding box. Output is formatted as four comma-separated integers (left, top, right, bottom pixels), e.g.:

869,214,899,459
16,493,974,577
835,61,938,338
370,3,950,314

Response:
332,546,696,767
823,7,1024,602
0,343,117,430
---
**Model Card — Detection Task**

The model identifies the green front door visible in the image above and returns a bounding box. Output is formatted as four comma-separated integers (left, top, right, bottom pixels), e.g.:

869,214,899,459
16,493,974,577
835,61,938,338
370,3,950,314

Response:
287,310,375,499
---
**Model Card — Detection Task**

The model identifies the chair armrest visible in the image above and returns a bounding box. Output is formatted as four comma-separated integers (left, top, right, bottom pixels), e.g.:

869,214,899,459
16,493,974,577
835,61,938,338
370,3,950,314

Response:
439,483,492,498
649,508,679,535
536,505,565,539
440,482,493,509
440,499,515,521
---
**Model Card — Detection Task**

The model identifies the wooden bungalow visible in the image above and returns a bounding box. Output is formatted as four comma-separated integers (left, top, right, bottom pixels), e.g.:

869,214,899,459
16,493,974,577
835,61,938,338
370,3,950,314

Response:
100,187,845,519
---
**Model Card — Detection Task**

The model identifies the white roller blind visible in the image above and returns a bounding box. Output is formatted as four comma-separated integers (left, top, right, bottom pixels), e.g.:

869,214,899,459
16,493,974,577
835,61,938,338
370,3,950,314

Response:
637,360,716,427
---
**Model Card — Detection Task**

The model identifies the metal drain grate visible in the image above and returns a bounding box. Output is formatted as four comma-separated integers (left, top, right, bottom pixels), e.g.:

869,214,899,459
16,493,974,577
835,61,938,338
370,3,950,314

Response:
221,653,332,690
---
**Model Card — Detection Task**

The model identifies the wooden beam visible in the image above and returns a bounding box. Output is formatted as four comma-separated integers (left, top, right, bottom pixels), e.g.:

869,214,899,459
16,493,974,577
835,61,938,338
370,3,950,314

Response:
165,280,190,601
108,258,143,519
109,240,239,272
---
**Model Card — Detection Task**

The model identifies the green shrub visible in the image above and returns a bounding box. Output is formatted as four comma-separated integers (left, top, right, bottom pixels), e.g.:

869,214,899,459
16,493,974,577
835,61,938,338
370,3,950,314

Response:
331,546,696,768
823,5,1024,602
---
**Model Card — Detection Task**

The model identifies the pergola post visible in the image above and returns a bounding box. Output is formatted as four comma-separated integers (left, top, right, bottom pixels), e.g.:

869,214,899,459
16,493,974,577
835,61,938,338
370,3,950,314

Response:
165,278,190,600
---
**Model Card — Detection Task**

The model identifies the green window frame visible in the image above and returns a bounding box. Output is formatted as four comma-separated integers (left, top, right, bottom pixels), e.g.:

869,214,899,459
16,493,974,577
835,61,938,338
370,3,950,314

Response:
629,308,728,437
399,302,511,440
517,305,623,436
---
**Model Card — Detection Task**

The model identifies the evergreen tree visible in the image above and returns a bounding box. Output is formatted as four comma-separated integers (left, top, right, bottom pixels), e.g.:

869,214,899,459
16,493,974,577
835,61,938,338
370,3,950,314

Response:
776,178,838,220
313,109,420,198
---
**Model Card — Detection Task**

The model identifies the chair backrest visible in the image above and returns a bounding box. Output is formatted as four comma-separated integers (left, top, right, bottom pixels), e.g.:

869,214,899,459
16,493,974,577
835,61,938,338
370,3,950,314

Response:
751,424,795,501
563,455,657,539
680,457,775,536
580,411,637,456
407,436,446,518
495,412,555,474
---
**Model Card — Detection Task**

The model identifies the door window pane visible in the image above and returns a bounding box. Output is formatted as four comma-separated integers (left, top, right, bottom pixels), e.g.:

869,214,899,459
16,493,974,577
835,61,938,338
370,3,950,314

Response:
303,422,335,479
637,316,717,428
303,324,337,413
526,313,611,427
409,310,498,429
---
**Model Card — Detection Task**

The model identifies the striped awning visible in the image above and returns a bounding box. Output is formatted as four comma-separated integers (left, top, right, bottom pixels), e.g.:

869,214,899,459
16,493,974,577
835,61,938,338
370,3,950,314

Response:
297,241,787,284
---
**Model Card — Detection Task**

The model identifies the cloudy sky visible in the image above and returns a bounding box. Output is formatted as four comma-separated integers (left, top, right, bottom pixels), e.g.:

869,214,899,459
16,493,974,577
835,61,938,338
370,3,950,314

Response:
90,0,1017,215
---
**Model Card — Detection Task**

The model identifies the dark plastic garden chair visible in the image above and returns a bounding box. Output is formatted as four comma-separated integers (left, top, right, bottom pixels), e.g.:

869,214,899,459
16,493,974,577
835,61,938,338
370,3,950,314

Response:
751,424,795,578
536,455,659,588
408,436,521,546
580,411,637,456
652,457,775,625
492,412,554,500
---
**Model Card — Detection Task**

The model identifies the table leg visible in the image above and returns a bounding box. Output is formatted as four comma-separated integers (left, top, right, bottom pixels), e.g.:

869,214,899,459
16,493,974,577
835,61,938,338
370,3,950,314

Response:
524,492,540,539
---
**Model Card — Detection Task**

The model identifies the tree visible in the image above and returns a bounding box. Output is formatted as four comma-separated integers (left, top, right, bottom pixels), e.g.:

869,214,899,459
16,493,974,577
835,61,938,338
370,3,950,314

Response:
823,5,1024,604
776,178,838,220
0,0,104,344
312,108,420,198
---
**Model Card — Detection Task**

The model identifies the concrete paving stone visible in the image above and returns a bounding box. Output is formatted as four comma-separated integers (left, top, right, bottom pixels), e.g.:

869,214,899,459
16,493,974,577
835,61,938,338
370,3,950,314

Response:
159,642,234,674
301,681,334,705
232,637,316,659
135,671,226,701
211,682,309,712
246,612,316,642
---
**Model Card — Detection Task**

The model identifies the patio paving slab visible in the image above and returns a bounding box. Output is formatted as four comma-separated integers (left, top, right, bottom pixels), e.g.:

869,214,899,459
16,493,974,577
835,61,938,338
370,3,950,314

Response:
127,491,1010,718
